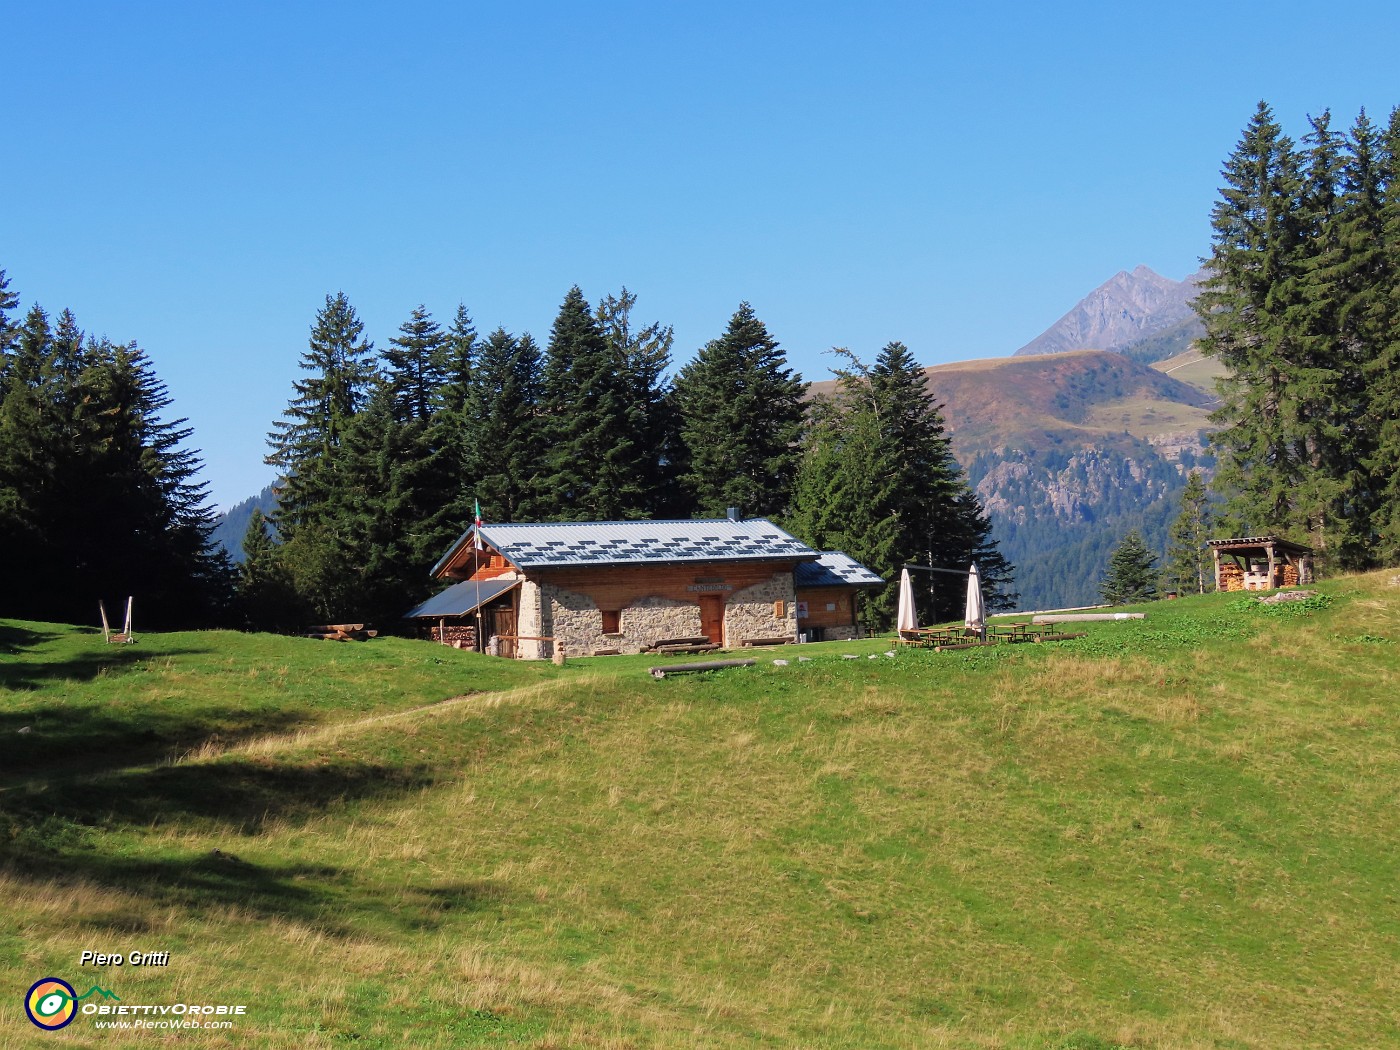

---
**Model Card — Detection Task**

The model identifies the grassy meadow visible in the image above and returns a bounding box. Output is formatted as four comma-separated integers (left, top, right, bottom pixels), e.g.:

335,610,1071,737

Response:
2,576,1399,1048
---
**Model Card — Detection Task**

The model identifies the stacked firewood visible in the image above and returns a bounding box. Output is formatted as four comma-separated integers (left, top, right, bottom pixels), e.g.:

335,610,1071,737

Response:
432,624,476,648
1219,563,1245,591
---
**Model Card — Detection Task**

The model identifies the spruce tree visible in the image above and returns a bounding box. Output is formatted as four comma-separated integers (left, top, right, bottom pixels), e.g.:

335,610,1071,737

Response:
438,304,479,417
0,317,230,625
384,304,448,423
1163,471,1214,595
788,398,900,630
235,509,305,630
540,286,648,520
1100,530,1158,605
468,328,547,523
267,292,378,540
431,304,481,527
788,343,1014,625
1368,106,1400,561
0,269,18,362
597,288,677,516
5,306,52,392
303,384,450,624
1197,103,1312,539
673,303,805,518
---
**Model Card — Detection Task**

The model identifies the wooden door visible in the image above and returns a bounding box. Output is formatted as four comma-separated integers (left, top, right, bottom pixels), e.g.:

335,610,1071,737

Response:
487,604,518,659
698,595,725,647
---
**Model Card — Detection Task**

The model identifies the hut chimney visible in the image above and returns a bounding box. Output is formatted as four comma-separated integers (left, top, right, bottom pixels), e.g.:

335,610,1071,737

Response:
726,507,742,521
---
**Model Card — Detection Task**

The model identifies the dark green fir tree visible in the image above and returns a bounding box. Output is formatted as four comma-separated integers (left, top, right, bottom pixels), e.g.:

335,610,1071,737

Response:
596,288,677,516
1100,530,1158,606
383,304,448,424
788,343,1014,626
1163,471,1214,595
1197,103,1310,540
673,303,805,518
468,328,547,523
267,292,379,539
540,286,648,520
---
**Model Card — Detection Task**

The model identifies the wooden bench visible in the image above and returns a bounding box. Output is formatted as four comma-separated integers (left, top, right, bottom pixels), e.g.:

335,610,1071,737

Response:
651,642,721,656
740,636,794,647
989,622,1046,643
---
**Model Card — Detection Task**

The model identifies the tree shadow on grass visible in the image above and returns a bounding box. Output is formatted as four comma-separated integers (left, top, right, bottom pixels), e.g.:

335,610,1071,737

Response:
6,849,511,936
5,755,438,834
0,626,195,692
0,622,63,656
1,758,512,934
0,702,312,785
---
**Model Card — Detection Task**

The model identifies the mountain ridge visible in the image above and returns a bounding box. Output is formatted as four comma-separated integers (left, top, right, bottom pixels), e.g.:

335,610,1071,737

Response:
1013,265,1206,360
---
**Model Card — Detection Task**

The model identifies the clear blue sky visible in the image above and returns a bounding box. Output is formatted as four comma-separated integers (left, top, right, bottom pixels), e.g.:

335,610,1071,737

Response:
7,1,1399,510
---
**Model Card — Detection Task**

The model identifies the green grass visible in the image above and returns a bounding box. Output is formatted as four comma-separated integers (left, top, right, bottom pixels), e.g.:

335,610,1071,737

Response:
1151,349,1227,398
3,577,1399,1048
1081,396,1213,439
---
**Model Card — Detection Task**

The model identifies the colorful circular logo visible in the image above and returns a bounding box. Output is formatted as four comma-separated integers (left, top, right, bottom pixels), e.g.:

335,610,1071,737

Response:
25,978,77,1030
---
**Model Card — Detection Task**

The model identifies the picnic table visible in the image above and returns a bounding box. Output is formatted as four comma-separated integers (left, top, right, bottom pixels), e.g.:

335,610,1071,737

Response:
989,622,1046,643
896,627,962,648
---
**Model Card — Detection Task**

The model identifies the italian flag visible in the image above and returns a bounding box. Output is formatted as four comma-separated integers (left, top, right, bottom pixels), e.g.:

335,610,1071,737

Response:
474,500,484,549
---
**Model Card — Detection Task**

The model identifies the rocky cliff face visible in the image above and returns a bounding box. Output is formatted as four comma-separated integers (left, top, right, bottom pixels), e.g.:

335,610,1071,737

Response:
912,350,1217,611
1013,266,1205,359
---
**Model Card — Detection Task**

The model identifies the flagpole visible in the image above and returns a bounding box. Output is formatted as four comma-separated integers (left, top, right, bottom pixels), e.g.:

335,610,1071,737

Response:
473,498,483,654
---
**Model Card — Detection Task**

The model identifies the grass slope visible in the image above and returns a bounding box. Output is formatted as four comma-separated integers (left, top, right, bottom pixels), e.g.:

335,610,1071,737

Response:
807,350,1216,454
3,578,1399,1048
1150,350,1227,400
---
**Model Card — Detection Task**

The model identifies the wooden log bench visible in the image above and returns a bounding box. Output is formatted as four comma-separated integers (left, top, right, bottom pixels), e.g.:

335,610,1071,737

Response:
649,659,756,679
740,636,794,647
642,636,715,654
651,642,721,656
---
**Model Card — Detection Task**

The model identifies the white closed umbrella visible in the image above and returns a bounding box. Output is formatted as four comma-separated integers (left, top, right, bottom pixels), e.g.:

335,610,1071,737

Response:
964,563,986,640
896,567,918,635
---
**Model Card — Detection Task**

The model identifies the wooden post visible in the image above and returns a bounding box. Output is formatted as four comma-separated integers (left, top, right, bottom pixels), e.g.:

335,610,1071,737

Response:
124,596,134,639
1212,547,1221,593
1266,542,1277,589
99,600,111,642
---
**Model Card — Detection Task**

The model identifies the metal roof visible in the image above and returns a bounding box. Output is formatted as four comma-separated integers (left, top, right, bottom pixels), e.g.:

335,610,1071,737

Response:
404,578,520,618
793,552,884,589
432,518,819,575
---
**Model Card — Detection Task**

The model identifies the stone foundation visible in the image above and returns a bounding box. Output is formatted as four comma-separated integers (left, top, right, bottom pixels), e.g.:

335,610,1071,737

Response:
527,579,804,658
536,584,706,657
516,579,548,660
725,573,798,645
622,595,704,652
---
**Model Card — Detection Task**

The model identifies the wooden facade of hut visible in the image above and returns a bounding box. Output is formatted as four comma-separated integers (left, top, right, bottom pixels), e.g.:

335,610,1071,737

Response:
1208,536,1314,592
793,552,883,641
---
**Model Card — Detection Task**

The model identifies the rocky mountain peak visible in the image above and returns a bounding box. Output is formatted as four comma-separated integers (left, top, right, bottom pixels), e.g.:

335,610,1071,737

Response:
1013,266,1204,359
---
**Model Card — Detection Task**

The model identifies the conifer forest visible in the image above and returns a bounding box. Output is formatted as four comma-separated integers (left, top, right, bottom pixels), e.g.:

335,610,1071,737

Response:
5,99,1400,632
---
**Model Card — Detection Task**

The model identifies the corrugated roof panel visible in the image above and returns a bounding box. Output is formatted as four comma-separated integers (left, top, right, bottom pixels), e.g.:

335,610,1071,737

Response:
793,552,884,589
469,518,819,568
404,578,520,618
